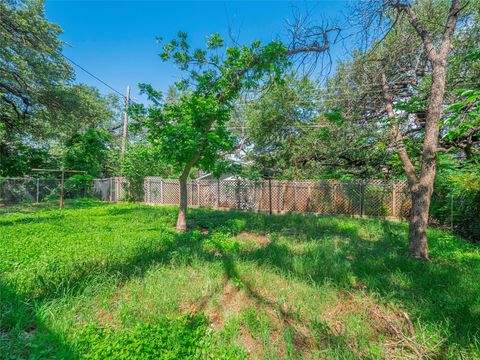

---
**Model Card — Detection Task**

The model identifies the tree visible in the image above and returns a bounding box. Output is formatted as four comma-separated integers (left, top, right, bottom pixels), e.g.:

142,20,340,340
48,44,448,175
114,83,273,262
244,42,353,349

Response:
0,0,72,161
139,28,337,231
354,0,473,259
119,142,178,201
239,74,394,179
0,1,121,177
63,129,111,177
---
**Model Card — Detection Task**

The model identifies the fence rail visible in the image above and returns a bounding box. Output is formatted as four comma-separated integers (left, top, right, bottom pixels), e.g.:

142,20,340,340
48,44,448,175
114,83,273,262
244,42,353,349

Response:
93,177,411,219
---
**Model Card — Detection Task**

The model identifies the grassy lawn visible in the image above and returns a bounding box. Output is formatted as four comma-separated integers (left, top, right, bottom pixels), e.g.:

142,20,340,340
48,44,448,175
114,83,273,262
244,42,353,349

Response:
1,200,479,359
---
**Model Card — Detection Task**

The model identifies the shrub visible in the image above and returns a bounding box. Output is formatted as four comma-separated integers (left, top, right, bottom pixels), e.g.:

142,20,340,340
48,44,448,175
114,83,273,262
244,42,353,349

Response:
431,166,480,242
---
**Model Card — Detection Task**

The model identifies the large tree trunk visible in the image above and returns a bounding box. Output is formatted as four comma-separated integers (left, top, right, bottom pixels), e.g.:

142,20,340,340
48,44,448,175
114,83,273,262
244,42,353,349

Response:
408,183,433,258
407,64,446,259
176,174,188,232
381,0,461,260
382,69,441,260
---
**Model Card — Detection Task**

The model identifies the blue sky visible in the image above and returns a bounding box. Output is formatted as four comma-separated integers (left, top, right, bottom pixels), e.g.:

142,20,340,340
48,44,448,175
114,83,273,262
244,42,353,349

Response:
45,1,353,103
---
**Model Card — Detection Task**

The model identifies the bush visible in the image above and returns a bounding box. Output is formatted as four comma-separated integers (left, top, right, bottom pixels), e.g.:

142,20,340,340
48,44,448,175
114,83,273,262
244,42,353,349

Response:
432,166,480,242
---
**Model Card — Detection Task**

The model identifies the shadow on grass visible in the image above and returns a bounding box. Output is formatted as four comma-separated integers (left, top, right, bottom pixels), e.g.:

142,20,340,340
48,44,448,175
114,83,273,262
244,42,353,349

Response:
0,199,110,227
0,281,78,358
1,204,479,357
186,208,480,349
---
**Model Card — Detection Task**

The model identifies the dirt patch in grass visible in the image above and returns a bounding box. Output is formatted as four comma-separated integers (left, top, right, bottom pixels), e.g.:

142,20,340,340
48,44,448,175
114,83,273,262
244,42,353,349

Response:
206,281,256,330
321,291,436,359
235,232,271,250
176,269,438,359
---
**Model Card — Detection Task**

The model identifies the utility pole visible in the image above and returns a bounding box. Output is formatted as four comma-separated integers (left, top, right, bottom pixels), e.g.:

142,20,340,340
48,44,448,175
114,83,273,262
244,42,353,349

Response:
121,85,131,161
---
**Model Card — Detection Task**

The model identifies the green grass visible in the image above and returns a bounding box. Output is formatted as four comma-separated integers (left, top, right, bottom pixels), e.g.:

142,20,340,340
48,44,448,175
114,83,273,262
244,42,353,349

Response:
0,199,479,359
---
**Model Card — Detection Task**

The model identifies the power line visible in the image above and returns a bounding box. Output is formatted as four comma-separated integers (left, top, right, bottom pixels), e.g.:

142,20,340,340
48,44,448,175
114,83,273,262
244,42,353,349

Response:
240,81,480,100
3,20,478,108
62,54,127,100
232,81,480,107
0,20,135,105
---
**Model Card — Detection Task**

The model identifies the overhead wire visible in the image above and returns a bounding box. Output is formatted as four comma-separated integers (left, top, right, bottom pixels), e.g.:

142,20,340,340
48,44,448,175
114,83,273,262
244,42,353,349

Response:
0,20,136,106
2,20,478,110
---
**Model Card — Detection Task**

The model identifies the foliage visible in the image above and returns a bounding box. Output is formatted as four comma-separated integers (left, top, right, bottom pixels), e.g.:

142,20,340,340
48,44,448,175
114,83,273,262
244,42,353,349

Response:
0,0,72,125
432,158,480,242
442,87,480,159
1,201,479,358
141,91,235,176
63,129,111,177
77,315,211,359
135,32,293,181
119,142,177,201
0,1,121,177
0,141,52,177
232,73,396,179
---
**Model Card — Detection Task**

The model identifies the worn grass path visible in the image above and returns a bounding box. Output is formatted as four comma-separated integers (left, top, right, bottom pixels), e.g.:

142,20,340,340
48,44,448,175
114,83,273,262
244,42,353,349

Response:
0,200,479,358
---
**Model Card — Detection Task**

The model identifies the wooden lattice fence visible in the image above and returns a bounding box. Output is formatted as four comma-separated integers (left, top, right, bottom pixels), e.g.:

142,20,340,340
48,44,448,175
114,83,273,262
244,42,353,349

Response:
95,177,411,219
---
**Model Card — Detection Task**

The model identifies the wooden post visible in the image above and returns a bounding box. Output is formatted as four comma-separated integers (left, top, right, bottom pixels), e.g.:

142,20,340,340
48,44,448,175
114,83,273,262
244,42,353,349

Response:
120,85,131,163
32,168,86,208
268,178,272,215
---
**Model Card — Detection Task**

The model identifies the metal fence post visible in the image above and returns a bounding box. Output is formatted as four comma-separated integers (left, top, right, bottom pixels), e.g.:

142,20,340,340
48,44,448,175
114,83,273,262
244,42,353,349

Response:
36,178,40,203
145,177,149,203
268,178,272,215
392,183,396,218
293,181,297,212
197,181,200,207
160,179,164,204
216,180,220,208
360,183,365,217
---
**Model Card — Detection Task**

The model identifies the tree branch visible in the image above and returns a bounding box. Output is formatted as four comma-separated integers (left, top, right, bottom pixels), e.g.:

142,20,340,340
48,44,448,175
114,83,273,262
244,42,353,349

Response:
393,1,437,62
440,0,464,58
381,72,418,187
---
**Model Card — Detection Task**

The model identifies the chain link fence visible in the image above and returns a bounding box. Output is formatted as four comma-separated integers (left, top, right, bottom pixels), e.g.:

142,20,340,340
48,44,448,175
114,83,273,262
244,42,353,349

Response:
3,176,477,240
0,177,92,206
431,191,480,242
1,177,410,219
140,177,411,219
